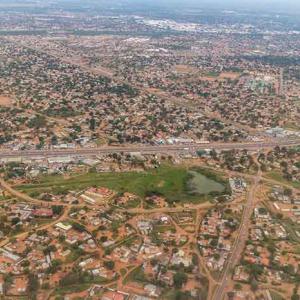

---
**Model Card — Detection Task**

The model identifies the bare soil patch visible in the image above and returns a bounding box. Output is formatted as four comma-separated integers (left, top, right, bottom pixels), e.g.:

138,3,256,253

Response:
219,72,240,79
199,76,218,81
0,95,13,107
174,64,198,74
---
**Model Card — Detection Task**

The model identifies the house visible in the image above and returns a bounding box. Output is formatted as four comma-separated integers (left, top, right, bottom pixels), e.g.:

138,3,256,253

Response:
33,208,53,218
171,250,192,267
137,220,153,235
55,222,72,231
132,296,151,300
144,284,161,298
254,207,270,220
102,291,126,300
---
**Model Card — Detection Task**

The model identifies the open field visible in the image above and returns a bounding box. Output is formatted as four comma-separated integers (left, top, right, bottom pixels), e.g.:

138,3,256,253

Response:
16,165,228,203
283,122,300,131
174,64,199,74
0,95,13,107
265,171,300,190
219,72,240,79
200,71,240,81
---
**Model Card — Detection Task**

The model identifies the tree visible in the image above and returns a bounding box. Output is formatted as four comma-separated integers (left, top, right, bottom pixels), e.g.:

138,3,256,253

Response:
43,245,57,255
72,222,86,232
100,236,108,243
258,207,267,215
41,282,50,290
21,260,30,268
47,259,62,274
52,205,63,215
104,248,112,256
250,278,258,291
11,217,20,225
213,253,221,260
51,135,58,145
28,273,39,296
58,235,65,243
150,258,158,266
174,290,190,300
89,118,96,131
104,260,115,270
247,263,264,277
210,238,218,247
173,272,188,289
284,188,293,197
28,115,47,129
227,291,235,299
192,254,198,266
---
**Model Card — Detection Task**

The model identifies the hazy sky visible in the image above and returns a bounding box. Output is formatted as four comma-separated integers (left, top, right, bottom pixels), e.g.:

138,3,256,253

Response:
1,0,299,14
125,0,300,14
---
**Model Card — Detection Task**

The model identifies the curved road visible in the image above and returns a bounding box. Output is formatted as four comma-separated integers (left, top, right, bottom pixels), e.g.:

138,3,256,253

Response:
0,178,67,207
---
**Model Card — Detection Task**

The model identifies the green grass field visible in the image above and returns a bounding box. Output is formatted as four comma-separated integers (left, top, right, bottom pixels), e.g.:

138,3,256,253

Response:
204,71,220,77
265,171,300,190
16,165,227,204
270,290,285,300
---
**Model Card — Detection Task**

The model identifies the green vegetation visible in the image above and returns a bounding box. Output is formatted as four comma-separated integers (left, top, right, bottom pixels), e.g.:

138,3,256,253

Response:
153,225,176,234
284,122,300,131
17,165,228,204
280,218,300,242
123,265,147,285
164,290,195,300
120,268,127,277
27,115,47,129
103,260,115,270
55,283,92,296
270,290,285,300
28,273,39,298
186,171,225,195
173,272,188,288
65,247,85,263
186,167,230,196
105,235,138,251
57,267,113,295
204,71,220,77
265,171,300,190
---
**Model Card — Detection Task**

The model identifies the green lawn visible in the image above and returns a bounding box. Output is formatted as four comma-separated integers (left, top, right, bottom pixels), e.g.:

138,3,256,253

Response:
123,265,146,285
281,218,300,243
204,71,220,77
153,225,176,234
265,171,300,190
16,165,227,204
283,122,300,131
163,290,196,300
270,290,285,300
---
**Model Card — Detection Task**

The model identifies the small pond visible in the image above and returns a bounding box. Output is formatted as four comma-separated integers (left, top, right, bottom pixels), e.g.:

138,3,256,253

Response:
187,170,225,195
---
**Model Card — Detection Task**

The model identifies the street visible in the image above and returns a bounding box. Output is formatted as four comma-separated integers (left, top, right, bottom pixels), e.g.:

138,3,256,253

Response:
0,139,299,159
212,170,261,300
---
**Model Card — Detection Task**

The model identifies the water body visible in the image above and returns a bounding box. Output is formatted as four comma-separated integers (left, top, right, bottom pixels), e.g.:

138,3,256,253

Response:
187,170,225,195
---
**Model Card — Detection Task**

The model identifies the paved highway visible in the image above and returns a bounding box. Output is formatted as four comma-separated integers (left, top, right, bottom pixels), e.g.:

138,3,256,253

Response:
0,140,299,159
